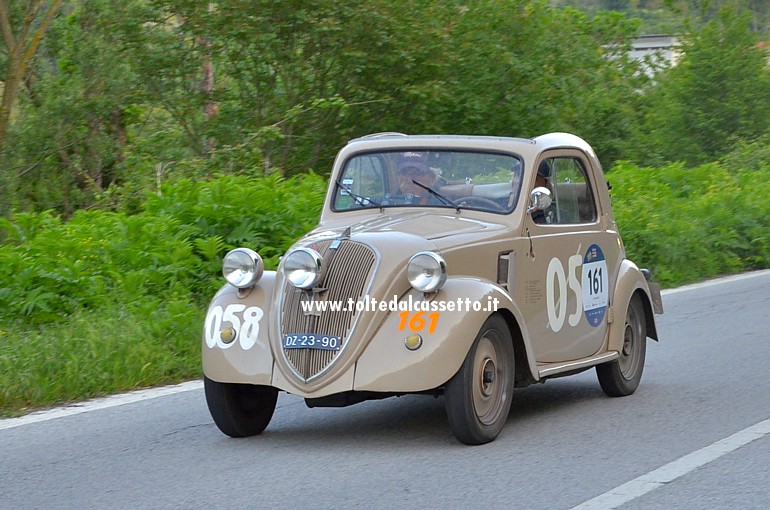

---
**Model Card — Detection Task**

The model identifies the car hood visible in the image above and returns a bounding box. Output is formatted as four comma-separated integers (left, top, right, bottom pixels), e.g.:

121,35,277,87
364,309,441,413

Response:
304,211,505,244
289,211,509,306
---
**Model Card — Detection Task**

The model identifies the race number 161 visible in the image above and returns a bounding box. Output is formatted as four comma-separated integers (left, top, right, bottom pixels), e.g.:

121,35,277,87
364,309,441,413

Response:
397,311,439,334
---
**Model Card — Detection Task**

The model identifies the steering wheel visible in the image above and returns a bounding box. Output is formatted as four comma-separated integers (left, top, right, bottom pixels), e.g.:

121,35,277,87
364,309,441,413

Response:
456,196,506,212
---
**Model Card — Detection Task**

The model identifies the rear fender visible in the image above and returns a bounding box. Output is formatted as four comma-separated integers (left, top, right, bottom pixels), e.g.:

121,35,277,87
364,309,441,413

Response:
608,260,660,353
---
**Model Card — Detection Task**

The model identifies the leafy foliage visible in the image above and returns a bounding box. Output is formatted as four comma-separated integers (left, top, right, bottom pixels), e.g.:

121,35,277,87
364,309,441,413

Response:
611,159,770,284
3,0,769,214
550,0,770,34
144,172,327,271
2,0,651,212
0,173,325,326
0,172,325,414
628,6,770,166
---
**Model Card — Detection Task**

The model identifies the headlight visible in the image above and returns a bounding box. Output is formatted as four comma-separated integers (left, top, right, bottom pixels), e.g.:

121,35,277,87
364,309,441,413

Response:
407,251,447,293
222,248,264,289
282,248,323,289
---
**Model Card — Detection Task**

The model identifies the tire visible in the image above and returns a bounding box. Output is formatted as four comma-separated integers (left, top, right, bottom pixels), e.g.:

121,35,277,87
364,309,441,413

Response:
444,314,515,445
204,376,278,437
596,294,647,397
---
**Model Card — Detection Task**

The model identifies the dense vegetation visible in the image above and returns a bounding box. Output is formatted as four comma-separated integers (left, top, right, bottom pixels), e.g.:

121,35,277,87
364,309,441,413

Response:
2,0,767,215
0,173,327,414
1,0,770,415
551,0,770,33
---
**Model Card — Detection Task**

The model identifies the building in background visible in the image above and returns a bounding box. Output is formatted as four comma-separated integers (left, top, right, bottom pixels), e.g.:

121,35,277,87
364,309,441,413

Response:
630,34,679,75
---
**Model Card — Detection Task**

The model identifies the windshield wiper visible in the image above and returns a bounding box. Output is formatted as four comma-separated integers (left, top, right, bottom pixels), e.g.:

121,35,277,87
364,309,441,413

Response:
335,179,380,207
411,180,460,212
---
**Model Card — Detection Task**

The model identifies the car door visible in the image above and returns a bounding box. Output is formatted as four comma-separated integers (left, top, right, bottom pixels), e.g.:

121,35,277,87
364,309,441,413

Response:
515,150,620,364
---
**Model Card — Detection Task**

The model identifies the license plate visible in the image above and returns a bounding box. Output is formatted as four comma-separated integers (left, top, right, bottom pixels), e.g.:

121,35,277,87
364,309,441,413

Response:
283,334,341,351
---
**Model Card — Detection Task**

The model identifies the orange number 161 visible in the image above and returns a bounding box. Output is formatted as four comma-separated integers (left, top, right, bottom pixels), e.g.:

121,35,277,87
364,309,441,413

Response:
397,310,439,334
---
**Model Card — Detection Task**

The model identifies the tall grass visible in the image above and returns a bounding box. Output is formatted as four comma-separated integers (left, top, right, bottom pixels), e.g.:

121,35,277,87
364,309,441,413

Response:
0,300,202,415
0,173,326,416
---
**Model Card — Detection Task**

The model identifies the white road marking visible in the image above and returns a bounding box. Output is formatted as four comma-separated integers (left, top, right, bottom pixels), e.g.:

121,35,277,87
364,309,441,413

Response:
570,417,770,509
661,268,770,296
0,380,202,431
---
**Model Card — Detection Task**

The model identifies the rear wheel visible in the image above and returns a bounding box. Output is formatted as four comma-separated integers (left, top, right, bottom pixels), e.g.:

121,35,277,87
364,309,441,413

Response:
204,376,278,437
596,294,647,397
445,314,515,445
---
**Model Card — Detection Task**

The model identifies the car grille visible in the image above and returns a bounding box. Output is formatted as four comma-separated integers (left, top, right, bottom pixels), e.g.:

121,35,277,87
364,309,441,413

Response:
280,239,377,381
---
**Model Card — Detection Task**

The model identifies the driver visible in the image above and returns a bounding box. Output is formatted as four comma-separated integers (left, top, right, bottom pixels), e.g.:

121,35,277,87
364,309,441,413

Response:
397,152,440,205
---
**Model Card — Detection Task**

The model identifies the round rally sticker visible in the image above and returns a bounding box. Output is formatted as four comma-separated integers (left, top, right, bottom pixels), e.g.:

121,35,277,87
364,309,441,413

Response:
581,244,608,327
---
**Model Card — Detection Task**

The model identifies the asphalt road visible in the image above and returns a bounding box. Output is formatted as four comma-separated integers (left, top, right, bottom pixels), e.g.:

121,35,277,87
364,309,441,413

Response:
2,271,770,510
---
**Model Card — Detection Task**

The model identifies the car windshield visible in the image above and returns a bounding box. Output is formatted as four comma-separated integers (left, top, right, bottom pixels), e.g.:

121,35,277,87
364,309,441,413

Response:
333,150,523,214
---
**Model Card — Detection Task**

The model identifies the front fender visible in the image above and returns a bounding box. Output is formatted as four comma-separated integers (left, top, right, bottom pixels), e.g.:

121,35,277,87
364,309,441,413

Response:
353,278,538,392
201,272,277,385
608,260,660,353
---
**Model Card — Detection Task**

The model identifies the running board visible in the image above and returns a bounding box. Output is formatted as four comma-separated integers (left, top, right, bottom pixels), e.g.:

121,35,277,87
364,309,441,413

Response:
537,351,619,379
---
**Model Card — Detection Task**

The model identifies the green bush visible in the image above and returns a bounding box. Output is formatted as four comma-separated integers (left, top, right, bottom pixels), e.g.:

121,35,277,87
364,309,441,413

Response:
143,172,327,271
0,211,199,322
610,161,770,285
0,173,326,325
0,173,325,415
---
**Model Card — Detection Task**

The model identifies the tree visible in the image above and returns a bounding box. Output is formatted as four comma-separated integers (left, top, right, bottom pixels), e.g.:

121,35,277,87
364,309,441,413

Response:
409,1,645,166
0,0,62,155
639,5,770,165
0,0,662,213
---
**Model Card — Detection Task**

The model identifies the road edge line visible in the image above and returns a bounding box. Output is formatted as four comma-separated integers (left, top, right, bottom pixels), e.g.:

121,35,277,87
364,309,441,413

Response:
661,268,770,296
0,380,203,431
569,417,770,509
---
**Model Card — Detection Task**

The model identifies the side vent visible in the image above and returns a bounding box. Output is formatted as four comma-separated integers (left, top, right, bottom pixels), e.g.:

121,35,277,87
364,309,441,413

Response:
497,251,514,290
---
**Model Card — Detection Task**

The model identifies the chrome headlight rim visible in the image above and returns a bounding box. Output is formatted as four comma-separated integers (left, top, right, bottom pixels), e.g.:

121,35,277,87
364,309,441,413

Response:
282,247,323,289
407,251,447,293
222,247,264,289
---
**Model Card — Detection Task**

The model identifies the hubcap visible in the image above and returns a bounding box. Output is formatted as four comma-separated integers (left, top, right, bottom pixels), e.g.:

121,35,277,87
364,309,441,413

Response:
618,305,642,379
472,335,508,426
622,324,633,356
480,359,496,395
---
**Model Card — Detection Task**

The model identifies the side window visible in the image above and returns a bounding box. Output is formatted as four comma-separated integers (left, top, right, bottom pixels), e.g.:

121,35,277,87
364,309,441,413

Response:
550,158,597,224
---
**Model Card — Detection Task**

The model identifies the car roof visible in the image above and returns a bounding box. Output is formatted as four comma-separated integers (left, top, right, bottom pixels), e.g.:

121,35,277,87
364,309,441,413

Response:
347,132,534,146
344,132,598,161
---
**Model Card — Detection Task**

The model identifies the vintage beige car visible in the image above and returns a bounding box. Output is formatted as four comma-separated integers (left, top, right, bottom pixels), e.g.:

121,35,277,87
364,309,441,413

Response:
202,132,663,445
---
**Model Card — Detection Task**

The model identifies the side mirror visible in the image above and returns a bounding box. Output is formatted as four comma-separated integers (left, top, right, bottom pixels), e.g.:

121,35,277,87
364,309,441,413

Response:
527,186,552,213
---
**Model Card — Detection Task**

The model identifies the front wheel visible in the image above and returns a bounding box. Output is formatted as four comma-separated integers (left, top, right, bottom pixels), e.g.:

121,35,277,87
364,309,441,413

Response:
204,376,278,437
444,314,515,445
596,294,647,397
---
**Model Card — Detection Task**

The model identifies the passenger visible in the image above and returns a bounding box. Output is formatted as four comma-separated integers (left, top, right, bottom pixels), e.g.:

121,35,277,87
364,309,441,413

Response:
535,160,551,190
532,160,555,224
